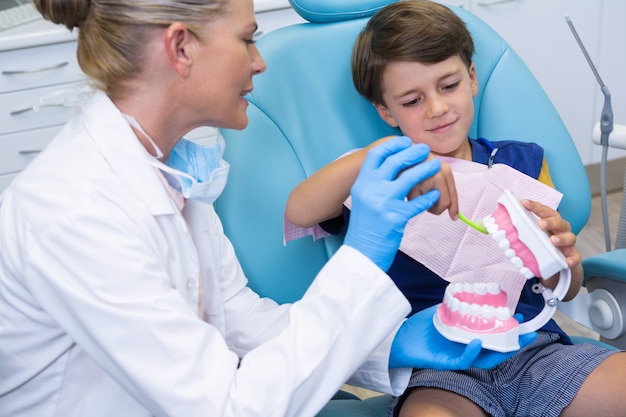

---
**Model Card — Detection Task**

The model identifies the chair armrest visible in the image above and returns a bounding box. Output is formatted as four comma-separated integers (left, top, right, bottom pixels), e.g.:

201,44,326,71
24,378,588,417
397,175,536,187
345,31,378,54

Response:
557,250,626,348
582,249,626,284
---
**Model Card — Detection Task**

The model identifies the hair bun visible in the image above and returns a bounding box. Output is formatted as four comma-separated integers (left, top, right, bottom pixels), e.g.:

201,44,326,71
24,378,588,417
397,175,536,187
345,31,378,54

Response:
33,0,92,30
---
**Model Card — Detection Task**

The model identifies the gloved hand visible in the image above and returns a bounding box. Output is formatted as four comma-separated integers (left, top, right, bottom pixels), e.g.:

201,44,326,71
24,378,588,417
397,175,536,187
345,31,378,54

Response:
389,305,538,370
344,137,442,271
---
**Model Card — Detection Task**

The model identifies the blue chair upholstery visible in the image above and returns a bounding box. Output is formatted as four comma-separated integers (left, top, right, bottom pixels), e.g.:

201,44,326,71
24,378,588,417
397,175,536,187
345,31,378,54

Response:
214,1,603,415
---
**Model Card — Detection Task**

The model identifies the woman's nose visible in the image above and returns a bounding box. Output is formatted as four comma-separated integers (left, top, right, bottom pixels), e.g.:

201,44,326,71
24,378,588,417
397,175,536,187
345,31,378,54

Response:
251,44,266,75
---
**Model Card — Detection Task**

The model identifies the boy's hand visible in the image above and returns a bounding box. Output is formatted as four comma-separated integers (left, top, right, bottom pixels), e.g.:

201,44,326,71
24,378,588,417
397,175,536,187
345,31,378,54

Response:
520,199,581,269
407,156,459,220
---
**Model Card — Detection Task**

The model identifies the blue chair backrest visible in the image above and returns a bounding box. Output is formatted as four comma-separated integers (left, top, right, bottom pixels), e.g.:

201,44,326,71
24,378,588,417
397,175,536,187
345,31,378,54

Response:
215,2,590,304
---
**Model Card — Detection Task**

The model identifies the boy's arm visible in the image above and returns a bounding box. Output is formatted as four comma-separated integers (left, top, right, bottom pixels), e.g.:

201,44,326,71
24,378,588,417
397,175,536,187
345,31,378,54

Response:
285,137,393,228
286,136,460,228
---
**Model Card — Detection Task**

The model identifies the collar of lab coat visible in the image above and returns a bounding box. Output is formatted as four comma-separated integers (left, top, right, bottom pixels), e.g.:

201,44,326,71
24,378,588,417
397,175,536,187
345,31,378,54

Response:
82,91,179,216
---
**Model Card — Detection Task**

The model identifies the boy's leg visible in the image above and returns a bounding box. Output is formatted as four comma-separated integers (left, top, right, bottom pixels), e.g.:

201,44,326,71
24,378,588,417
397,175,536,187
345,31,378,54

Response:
561,351,626,417
398,387,488,417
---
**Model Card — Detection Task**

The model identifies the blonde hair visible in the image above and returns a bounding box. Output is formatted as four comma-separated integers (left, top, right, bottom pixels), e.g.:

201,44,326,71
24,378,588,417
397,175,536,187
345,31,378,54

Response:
34,0,228,95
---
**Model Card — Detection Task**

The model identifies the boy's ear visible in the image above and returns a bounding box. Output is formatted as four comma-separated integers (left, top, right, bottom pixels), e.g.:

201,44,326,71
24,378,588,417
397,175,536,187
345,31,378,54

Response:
375,104,399,128
469,63,478,97
164,22,195,78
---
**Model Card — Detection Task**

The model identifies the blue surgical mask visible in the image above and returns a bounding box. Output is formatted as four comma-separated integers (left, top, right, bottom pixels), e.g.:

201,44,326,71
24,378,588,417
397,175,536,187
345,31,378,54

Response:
123,113,230,205
163,137,230,205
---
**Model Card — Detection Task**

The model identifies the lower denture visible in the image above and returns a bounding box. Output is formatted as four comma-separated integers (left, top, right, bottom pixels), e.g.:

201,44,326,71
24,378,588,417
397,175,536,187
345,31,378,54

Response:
437,282,518,334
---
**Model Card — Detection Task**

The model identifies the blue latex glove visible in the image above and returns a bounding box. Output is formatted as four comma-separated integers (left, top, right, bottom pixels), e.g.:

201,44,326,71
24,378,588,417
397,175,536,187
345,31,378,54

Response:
389,305,538,370
344,137,442,271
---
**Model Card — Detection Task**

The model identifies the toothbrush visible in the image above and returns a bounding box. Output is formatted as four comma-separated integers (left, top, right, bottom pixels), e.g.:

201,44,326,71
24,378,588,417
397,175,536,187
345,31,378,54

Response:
458,211,488,234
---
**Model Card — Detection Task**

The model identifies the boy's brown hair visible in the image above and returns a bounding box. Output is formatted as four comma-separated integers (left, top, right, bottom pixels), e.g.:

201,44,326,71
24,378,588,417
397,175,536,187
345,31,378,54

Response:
352,0,474,106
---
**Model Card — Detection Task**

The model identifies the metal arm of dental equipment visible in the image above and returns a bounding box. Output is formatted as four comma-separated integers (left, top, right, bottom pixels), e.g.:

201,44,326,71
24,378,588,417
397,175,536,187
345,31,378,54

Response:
565,15,623,252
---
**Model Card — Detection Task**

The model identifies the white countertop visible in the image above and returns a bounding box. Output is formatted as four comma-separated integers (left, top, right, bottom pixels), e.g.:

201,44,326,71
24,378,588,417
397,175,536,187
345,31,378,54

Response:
255,0,291,13
0,0,292,52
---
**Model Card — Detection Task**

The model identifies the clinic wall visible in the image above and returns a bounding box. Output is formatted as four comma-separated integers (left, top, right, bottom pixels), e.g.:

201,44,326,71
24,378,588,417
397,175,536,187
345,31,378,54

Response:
468,0,626,167
466,0,626,192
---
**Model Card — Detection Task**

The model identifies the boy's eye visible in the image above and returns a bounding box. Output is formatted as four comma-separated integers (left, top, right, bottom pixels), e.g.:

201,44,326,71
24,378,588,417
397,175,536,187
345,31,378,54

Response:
402,97,421,107
443,81,460,91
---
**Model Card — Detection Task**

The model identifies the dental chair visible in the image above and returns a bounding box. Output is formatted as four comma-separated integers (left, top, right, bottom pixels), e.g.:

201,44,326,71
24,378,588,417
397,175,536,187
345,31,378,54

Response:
558,136,626,348
214,0,617,415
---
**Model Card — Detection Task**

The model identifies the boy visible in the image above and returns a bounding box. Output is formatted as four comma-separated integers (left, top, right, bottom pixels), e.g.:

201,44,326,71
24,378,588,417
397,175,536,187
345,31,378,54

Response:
285,1,626,416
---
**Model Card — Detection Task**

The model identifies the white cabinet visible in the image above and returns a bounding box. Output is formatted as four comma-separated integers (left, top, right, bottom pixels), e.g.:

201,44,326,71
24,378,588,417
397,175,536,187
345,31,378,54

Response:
469,0,626,166
255,6,306,37
0,23,85,192
0,5,304,194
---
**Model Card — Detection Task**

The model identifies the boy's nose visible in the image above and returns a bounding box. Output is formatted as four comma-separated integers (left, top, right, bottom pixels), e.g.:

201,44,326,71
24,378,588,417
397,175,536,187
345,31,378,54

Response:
426,96,449,118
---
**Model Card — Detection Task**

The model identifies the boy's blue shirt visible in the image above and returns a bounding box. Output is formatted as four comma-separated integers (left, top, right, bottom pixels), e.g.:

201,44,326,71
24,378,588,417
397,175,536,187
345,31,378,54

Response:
321,137,571,344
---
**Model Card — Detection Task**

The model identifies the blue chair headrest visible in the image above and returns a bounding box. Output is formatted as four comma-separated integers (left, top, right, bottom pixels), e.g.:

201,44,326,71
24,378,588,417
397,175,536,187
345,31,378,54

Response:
288,0,397,23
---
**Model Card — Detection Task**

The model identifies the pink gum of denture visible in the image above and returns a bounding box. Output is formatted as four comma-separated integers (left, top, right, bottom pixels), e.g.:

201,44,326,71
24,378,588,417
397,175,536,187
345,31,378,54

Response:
436,285,518,334
433,282,521,352
490,204,541,277
482,190,568,280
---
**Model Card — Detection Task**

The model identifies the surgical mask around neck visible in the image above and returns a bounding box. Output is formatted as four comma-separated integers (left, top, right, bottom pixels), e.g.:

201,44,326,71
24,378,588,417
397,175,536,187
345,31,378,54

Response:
123,113,229,205
163,137,230,205
123,113,164,159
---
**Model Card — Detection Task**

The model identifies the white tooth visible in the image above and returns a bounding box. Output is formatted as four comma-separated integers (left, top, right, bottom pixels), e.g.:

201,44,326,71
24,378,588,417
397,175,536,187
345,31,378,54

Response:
483,216,495,227
519,267,534,279
463,283,474,293
460,301,470,314
445,292,454,306
470,303,481,316
504,248,515,259
445,285,454,298
491,230,505,241
454,283,464,293
482,305,495,318
487,282,500,294
451,298,461,312
498,239,510,251
510,256,523,268
486,224,499,234
474,283,487,295
496,307,512,321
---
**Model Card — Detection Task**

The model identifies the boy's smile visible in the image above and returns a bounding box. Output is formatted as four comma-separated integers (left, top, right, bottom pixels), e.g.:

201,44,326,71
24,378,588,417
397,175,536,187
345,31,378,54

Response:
375,56,478,160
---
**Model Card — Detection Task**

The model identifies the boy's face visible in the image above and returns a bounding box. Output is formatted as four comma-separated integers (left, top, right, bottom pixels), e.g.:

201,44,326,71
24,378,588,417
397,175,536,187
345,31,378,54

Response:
375,56,478,160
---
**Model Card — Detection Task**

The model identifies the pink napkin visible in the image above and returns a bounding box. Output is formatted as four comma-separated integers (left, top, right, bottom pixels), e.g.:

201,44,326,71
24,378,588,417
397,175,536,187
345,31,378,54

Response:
285,157,563,310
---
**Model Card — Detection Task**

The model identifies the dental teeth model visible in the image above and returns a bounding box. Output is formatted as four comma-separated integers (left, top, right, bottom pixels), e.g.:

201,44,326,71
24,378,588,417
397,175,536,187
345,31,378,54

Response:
434,190,572,352
434,282,521,352
482,190,568,280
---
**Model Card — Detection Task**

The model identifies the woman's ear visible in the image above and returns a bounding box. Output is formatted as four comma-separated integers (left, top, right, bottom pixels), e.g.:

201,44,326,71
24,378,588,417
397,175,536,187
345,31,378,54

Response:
375,103,399,128
163,22,195,78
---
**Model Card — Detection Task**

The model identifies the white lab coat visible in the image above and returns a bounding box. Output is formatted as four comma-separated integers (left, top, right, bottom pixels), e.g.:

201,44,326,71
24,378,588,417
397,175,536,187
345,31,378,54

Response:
0,91,411,417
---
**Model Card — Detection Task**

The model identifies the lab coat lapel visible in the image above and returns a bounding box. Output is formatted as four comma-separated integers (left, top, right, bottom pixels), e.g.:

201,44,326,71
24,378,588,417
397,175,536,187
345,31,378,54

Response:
82,91,176,216
82,91,203,314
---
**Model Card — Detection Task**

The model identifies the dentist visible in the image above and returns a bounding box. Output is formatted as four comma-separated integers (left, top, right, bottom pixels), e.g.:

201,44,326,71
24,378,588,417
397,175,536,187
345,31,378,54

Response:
0,0,527,416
